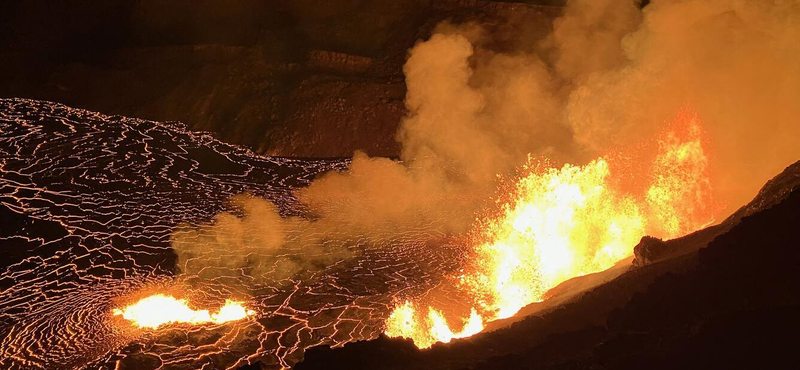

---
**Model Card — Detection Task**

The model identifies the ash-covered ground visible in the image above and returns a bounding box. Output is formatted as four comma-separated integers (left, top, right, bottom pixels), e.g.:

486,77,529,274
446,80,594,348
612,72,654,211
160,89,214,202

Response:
0,98,467,370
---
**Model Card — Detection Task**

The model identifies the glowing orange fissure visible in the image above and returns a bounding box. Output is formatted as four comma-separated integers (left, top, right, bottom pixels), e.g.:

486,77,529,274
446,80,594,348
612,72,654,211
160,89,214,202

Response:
385,111,716,348
113,294,255,329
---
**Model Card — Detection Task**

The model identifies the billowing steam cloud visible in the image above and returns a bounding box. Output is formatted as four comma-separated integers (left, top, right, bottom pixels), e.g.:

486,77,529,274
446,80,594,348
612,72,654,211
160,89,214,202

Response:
563,0,800,209
173,0,800,281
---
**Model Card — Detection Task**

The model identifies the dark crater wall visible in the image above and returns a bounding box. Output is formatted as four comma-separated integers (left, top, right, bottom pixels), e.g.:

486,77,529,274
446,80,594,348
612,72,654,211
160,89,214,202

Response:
0,0,564,158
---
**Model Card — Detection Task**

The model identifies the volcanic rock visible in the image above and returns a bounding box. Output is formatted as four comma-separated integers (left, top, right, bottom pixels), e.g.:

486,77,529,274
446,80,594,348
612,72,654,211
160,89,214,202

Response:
630,160,800,268
0,0,564,157
296,162,800,370
631,236,666,267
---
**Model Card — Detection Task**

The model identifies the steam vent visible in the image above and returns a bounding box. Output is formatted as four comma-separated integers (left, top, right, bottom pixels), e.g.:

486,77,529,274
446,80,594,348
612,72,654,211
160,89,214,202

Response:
2,1,800,369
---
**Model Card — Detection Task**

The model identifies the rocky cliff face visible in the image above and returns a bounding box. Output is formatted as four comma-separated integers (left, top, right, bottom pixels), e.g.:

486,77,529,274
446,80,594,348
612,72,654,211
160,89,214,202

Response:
0,0,563,157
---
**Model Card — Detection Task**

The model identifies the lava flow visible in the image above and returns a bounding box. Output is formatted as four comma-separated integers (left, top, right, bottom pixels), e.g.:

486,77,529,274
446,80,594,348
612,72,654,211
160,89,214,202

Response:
385,110,717,348
113,294,255,329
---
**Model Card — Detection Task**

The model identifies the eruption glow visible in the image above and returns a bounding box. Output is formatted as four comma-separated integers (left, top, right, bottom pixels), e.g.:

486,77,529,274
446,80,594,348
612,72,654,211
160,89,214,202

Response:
113,294,255,329
645,112,716,238
385,111,716,348
385,301,484,347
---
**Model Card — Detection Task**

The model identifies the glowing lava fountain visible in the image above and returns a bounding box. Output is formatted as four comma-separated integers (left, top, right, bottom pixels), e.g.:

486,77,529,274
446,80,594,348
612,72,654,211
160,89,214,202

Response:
113,294,255,329
385,110,716,348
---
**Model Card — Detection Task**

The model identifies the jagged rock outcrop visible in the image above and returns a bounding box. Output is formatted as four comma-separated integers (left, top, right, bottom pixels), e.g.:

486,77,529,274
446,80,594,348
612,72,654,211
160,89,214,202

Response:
632,236,667,267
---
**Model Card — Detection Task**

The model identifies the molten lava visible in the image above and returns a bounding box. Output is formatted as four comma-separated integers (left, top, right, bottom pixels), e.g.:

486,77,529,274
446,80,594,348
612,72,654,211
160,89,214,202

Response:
113,294,255,329
645,111,716,238
385,110,716,348
385,301,484,348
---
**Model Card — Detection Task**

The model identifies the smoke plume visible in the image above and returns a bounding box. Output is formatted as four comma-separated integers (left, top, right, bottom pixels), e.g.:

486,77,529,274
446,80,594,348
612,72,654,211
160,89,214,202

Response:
172,0,800,281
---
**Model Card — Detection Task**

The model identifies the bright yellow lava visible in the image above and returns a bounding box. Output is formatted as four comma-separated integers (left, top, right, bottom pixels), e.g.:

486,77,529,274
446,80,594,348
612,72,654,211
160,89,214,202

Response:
385,301,484,347
385,110,716,348
112,294,255,329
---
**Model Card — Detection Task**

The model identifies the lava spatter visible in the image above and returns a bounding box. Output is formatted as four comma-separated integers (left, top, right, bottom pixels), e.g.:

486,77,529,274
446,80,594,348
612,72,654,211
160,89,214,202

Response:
385,110,717,348
0,99,459,370
0,99,717,366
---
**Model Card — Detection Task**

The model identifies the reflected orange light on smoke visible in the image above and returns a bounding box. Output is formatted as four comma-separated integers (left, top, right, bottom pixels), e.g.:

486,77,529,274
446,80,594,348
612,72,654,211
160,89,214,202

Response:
386,110,716,348
113,294,255,329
